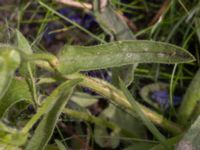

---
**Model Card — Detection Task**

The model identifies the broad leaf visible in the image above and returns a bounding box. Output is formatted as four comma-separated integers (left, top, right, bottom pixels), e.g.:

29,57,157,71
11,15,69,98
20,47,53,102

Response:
0,45,20,99
58,40,195,75
94,125,120,149
0,121,28,147
93,104,145,148
25,79,82,150
0,78,32,119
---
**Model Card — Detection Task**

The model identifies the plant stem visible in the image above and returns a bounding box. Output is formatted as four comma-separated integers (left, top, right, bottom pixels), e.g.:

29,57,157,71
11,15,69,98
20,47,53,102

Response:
28,55,183,134
63,108,138,138
65,73,183,135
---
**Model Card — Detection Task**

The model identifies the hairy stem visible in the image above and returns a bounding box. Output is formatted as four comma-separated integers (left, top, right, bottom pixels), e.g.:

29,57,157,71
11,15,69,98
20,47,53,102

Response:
64,73,183,135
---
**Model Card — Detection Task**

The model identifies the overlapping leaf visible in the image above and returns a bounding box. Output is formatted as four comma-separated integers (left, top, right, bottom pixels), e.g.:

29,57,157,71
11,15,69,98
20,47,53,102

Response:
58,40,195,75
25,79,82,150
0,78,32,118
0,45,20,99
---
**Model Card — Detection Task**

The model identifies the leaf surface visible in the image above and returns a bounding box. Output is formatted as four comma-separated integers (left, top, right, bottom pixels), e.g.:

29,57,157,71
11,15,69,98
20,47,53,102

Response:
58,40,195,75
25,79,82,150
176,115,200,150
178,69,200,125
0,45,20,99
0,78,32,118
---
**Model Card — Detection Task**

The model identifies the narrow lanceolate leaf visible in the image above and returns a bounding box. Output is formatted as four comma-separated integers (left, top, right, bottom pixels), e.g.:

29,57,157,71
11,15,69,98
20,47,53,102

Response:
178,69,200,126
58,40,195,75
0,78,32,118
25,79,82,150
0,45,20,99
16,29,36,77
176,115,200,150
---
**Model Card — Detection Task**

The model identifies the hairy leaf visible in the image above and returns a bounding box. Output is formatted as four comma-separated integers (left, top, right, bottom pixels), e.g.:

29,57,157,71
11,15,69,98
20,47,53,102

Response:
0,45,20,99
25,79,82,150
0,78,32,118
58,40,195,75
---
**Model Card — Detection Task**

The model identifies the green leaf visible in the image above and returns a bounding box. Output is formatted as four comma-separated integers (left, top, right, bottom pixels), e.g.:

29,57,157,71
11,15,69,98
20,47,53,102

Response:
94,125,120,149
58,40,195,75
55,139,66,150
119,79,170,149
93,104,144,148
123,142,155,150
44,145,60,150
0,143,21,150
0,121,28,147
0,45,20,99
25,79,82,150
150,135,182,150
16,29,32,55
176,115,200,150
0,131,28,147
178,69,200,126
93,0,136,86
16,29,36,77
70,92,99,107
0,78,32,119
97,104,145,138
63,108,137,138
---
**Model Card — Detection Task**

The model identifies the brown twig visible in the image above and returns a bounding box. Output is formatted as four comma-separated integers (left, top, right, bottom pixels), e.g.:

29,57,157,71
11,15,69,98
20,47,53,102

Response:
116,11,138,32
149,0,170,26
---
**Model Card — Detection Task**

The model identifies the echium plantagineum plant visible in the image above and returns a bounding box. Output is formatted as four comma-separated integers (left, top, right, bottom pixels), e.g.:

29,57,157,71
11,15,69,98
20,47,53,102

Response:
0,29,196,150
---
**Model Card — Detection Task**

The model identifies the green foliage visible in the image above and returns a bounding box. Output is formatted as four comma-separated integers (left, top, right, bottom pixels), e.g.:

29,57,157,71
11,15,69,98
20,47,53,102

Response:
0,1,200,149
178,69,200,126
0,45,20,99
176,115,200,150
0,121,28,148
119,79,169,149
58,41,194,75
0,78,32,119
25,79,81,150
